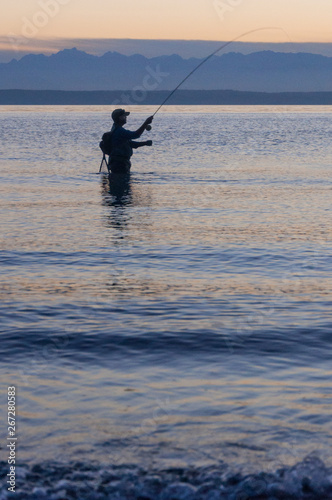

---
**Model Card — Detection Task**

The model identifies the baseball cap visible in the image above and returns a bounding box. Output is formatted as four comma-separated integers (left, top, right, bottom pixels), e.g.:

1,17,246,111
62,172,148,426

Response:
112,108,130,122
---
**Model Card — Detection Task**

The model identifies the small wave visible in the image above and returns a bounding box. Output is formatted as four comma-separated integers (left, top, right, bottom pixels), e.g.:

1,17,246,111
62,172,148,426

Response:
1,247,330,273
0,324,331,365
1,456,332,499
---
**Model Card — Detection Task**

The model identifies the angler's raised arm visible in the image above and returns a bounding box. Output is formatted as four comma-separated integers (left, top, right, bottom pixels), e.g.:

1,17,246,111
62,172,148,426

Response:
134,116,154,137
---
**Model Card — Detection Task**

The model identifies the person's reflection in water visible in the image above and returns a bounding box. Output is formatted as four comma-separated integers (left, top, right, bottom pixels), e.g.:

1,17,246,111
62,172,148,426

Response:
100,173,133,236
101,172,132,207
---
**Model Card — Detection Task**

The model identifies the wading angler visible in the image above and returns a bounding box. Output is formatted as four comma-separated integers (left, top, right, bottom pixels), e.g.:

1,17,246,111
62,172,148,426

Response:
99,109,153,174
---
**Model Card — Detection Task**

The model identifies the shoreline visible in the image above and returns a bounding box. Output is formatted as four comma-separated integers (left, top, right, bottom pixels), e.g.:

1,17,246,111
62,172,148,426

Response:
1,89,332,105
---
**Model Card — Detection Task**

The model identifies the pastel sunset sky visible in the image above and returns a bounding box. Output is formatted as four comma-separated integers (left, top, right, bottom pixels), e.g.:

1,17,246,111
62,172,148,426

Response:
0,0,331,62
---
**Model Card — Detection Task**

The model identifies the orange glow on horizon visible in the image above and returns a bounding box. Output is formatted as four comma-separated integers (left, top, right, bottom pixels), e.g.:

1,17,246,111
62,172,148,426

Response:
1,0,332,51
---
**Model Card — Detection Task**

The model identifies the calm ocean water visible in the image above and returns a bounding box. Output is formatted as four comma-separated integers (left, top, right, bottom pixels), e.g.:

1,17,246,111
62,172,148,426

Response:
0,105,332,499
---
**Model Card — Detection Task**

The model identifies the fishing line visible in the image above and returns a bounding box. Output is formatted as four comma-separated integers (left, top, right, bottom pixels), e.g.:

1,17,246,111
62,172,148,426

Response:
152,27,291,117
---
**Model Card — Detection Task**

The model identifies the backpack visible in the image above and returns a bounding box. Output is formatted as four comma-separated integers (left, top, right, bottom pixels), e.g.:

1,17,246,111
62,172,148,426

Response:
99,131,114,156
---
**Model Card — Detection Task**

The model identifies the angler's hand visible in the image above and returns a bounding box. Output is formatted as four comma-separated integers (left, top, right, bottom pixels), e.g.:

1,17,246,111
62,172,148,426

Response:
146,140,153,146
144,116,153,125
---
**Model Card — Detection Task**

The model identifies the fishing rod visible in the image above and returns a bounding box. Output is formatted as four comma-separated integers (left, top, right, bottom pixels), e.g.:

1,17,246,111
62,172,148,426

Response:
148,27,290,121
99,27,289,172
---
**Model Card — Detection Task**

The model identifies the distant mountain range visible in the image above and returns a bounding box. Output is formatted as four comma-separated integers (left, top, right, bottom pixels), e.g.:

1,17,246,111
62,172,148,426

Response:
1,48,332,93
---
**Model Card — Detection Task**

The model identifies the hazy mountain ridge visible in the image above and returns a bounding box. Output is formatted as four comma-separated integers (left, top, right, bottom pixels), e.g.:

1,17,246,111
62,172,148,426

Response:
1,47,332,92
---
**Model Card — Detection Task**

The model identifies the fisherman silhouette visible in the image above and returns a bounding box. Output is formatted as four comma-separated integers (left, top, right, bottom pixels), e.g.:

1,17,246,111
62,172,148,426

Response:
102,109,153,175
